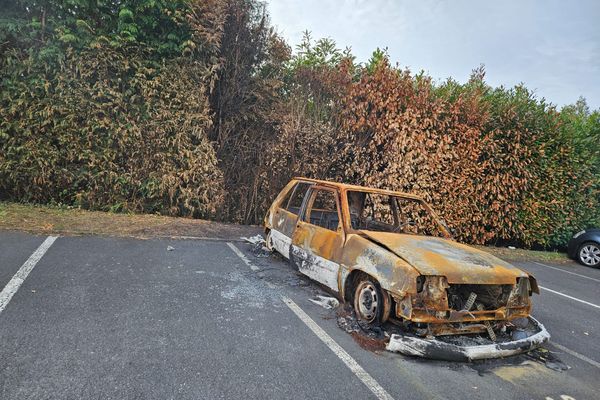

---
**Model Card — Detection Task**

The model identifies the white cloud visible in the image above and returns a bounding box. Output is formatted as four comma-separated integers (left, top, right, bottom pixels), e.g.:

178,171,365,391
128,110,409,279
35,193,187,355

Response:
266,0,600,108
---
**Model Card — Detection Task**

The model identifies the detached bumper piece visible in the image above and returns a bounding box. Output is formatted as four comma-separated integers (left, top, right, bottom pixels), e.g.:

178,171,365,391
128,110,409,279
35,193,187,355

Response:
386,317,550,362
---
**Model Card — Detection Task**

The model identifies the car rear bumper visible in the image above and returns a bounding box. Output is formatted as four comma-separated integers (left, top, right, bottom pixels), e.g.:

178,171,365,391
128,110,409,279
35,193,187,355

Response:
386,317,550,362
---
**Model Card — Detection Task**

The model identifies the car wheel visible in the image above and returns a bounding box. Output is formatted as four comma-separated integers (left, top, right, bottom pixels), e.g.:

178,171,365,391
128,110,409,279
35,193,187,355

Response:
578,242,600,267
353,277,383,324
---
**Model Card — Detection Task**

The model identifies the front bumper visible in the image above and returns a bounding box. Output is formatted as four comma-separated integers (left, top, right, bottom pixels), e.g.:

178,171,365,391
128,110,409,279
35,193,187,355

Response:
386,317,550,362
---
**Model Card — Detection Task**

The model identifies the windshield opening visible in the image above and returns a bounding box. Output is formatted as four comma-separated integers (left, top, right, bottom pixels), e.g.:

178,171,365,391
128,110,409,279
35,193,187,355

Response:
347,190,446,237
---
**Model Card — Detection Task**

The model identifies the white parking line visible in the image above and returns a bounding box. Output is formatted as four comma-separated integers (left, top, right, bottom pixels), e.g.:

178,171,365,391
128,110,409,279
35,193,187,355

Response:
227,242,394,400
283,297,394,400
0,236,58,314
533,262,600,283
550,342,600,369
226,242,260,271
539,285,600,310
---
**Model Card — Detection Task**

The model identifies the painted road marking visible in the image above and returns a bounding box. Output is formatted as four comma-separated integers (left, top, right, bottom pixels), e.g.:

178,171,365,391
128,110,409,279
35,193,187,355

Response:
533,262,600,283
227,242,394,400
0,236,58,314
550,342,600,369
539,285,600,310
226,242,259,271
283,296,394,400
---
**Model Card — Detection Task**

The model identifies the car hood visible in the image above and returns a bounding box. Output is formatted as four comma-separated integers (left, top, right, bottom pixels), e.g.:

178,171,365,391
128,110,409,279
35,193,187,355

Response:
360,231,527,284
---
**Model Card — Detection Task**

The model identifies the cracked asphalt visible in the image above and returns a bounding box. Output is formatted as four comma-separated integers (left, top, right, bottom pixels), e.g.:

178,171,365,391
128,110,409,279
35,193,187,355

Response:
0,230,599,399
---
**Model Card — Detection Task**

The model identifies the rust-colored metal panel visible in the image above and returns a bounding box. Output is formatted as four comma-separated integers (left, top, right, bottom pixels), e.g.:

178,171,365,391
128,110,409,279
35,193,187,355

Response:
358,232,526,284
290,186,345,291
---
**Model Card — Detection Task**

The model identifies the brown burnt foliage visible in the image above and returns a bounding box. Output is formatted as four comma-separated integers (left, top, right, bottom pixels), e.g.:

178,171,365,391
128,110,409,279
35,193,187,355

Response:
258,59,598,247
337,63,488,243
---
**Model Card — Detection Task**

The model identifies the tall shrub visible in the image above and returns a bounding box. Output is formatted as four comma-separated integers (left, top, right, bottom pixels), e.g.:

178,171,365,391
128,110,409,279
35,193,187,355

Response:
0,0,226,217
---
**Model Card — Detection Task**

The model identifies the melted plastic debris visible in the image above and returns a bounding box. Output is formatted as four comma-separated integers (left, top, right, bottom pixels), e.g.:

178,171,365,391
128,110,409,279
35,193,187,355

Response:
336,305,387,338
309,295,340,310
525,347,570,371
242,234,272,258
242,235,266,245
336,305,388,351
434,317,540,347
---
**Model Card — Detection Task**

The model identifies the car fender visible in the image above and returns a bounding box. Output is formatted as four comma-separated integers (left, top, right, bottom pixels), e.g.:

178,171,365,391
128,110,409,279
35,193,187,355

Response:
339,234,420,301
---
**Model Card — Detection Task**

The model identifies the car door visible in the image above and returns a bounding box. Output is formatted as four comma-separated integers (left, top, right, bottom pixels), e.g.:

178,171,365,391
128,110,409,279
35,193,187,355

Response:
291,186,344,292
269,181,313,259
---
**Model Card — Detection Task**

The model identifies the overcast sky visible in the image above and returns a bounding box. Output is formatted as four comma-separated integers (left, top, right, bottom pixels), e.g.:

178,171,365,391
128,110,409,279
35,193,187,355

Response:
266,0,600,109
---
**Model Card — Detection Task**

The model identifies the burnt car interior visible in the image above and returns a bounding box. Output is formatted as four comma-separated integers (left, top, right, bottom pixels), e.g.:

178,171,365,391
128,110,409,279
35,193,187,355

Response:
347,190,445,237
304,189,340,231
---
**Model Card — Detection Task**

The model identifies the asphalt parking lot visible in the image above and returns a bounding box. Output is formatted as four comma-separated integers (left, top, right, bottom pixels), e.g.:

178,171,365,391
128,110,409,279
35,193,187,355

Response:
1,231,599,399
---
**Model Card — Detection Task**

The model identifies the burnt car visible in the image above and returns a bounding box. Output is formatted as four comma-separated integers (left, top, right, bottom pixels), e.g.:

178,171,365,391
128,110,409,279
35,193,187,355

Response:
568,228,600,267
264,178,542,340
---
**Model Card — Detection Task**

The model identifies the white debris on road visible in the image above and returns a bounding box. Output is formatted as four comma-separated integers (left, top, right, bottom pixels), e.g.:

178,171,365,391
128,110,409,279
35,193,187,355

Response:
241,235,265,245
167,245,175,251
241,234,272,257
309,295,340,310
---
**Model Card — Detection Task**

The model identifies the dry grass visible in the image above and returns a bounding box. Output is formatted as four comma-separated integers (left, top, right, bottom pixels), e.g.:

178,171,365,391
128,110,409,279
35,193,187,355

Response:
0,202,260,240
0,201,569,263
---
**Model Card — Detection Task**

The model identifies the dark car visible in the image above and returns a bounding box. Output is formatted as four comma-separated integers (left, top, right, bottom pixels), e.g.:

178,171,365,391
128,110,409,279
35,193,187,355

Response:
568,229,600,267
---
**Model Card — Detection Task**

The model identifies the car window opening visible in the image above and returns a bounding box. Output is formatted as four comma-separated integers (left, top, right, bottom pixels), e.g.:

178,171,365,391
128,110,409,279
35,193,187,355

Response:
305,189,340,231
285,182,312,215
347,190,445,237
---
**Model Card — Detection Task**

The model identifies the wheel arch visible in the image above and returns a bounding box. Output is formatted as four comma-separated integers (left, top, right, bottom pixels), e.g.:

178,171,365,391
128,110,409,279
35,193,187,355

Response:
342,268,393,323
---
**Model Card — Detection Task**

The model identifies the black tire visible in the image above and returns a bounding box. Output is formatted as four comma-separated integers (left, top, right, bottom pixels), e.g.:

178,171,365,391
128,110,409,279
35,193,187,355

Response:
577,241,600,267
353,276,384,324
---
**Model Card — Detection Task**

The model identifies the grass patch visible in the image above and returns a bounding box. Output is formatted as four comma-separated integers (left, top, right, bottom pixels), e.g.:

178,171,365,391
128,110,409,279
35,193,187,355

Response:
0,201,260,240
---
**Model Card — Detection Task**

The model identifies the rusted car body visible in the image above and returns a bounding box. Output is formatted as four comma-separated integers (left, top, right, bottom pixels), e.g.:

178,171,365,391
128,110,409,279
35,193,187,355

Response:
264,178,540,338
